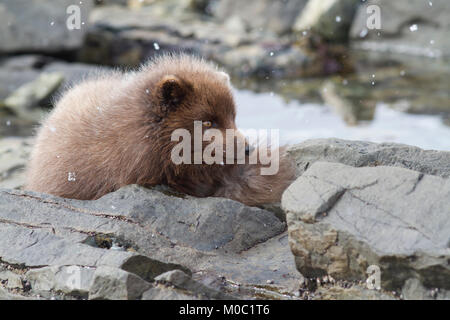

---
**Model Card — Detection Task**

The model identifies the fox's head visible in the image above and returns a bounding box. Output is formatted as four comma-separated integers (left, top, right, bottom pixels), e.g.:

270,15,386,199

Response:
138,55,251,167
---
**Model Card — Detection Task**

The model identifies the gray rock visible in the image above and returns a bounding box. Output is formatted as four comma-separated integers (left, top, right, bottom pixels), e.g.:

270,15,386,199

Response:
89,266,151,300
43,62,109,89
0,287,30,300
315,284,396,300
0,55,50,71
321,80,375,126
0,61,108,136
0,270,23,289
288,138,450,178
213,0,308,35
0,186,298,299
155,270,234,300
141,285,200,300
0,0,93,53
283,162,450,291
3,72,64,121
293,0,361,42
80,5,316,78
26,266,95,297
350,0,450,59
80,185,285,253
0,222,182,282
0,138,33,189
0,69,39,100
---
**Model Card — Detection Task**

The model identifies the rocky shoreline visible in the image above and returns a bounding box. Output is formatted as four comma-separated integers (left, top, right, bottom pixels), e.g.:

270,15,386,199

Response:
0,0,449,300
0,137,448,300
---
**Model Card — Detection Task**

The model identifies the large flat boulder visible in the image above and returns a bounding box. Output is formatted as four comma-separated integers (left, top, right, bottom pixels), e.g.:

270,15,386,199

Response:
288,138,450,178
283,161,450,293
0,185,298,299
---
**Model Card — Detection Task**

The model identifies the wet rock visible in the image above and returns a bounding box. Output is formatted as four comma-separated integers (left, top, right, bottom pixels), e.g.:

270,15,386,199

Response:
350,0,450,59
80,5,316,78
155,270,234,300
321,80,375,125
288,138,450,178
293,0,361,43
283,162,450,291
0,138,33,189
0,0,93,53
89,266,151,300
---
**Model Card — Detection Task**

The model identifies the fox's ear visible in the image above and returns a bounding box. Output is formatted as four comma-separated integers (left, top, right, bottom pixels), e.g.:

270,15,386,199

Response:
156,75,191,109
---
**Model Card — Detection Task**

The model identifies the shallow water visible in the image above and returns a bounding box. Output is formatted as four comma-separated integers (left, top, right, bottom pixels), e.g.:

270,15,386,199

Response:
235,89,450,151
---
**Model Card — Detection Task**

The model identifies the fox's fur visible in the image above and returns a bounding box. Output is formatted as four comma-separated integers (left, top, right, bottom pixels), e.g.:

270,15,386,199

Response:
25,54,295,206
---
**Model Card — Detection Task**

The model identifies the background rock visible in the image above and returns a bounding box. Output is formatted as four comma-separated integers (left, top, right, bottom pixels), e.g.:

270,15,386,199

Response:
350,0,450,59
0,0,93,53
213,0,308,35
294,0,361,43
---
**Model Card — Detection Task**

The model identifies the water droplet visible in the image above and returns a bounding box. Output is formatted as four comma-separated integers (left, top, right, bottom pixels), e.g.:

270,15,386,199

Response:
335,16,341,23
153,42,160,50
68,172,76,182
409,24,418,32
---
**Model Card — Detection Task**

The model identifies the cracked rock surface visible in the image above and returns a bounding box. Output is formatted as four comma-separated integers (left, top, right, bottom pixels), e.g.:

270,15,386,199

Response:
0,185,300,300
283,161,450,294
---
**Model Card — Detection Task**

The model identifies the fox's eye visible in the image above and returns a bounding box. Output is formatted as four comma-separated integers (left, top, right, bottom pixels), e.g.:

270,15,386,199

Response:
203,121,212,128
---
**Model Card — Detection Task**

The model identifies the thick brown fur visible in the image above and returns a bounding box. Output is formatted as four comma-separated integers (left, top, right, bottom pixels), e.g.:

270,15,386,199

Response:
25,54,295,206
